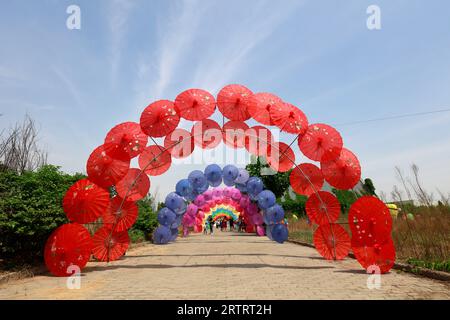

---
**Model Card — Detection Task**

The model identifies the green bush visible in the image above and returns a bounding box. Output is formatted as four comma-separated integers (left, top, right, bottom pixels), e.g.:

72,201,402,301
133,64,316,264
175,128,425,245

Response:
0,165,85,264
128,229,146,243
131,196,158,241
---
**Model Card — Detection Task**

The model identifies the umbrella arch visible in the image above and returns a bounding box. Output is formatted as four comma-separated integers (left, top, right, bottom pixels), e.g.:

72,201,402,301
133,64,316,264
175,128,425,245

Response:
44,84,395,277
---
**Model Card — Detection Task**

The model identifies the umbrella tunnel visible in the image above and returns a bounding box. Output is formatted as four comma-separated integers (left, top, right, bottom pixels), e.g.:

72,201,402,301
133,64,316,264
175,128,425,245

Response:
44,84,395,277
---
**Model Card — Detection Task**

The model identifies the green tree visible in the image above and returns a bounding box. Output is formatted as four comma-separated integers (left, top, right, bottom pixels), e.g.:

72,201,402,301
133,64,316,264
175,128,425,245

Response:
331,188,359,214
361,178,377,196
131,196,159,241
245,156,291,198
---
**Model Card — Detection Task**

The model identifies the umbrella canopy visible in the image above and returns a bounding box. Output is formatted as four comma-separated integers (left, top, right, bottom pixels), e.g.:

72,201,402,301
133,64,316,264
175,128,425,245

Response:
104,122,148,160
92,227,130,262
267,141,295,172
157,207,177,227
176,179,194,197
140,100,180,138
299,124,343,162
216,84,253,121
115,168,150,202
270,224,289,244
163,128,195,159
244,125,273,157
222,121,249,149
270,102,308,135
289,163,324,196
257,190,276,209
246,177,264,196
63,179,110,224
313,224,350,260
247,92,282,125
138,145,172,176
191,119,222,149
86,145,130,189
305,191,341,225
352,238,396,274
188,170,207,189
44,223,92,277
205,164,222,186
321,148,361,190
102,197,138,232
175,88,216,121
348,196,393,246
153,225,172,244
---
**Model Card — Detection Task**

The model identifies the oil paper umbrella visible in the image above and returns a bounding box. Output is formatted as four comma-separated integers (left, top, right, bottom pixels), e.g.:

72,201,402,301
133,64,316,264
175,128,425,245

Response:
351,238,396,274
188,170,207,190
321,148,361,190
222,165,239,182
63,179,110,224
102,197,138,232
216,84,253,121
165,192,186,214
246,177,264,197
92,226,130,262
289,163,324,196
265,204,285,224
257,190,276,209
222,121,249,149
267,141,295,172
348,196,393,246
115,168,150,202
191,119,222,149
163,128,195,159
205,163,222,187
104,122,148,160
138,145,172,176
244,125,273,157
157,207,177,227
86,145,130,189
270,102,308,135
305,191,341,225
313,224,350,260
140,100,180,138
247,92,282,126
270,224,289,244
175,88,216,121
44,223,93,277
299,124,343,162
235,168,250,185
176,179,193,197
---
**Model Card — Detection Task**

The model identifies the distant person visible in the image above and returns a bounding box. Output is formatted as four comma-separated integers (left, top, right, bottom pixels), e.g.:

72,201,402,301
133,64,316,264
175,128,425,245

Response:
230,219,234,231
221,219,227,231
204,221,208,235
208,215,214,234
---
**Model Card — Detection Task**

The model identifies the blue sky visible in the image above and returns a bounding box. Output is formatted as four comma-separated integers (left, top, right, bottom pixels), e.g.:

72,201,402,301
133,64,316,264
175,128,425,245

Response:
1,0,450,202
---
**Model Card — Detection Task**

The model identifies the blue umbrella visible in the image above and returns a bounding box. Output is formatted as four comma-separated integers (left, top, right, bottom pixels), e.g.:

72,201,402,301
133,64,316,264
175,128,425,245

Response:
222,165,239,182
157,207,176,226
265,204,285,224
257,190,276,209
170,227,179,241
153,226,171,244
246,177,264,196
223,177,235,187
235,183,247,193
165,192,185,213
195,181,209,194
270,224,288,244
205,164,222,186
235,168,250,185
175,179,193,198
188,170,207,189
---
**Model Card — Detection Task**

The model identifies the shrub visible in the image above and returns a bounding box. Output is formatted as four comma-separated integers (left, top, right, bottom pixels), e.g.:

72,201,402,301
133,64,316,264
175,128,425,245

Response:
0,165,85,265
131,196,158,240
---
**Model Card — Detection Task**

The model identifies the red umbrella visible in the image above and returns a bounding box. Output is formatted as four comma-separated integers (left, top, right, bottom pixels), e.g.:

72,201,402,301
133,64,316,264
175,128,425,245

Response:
313,223,350,260
270,102,308,135
44,223,92,277
92,226,130,262
244,125,273,156
222,120,249,149
140,100,180,138
63,179,110,224
352,238,396,274
299,124,343,162
164,128,195,158
267,141,295,172
103,197,138,232
349,196,393,246
115,168,150,202
86,145,130,189
174,88,216,121
305,191,340,225
104,122,148,160
247,92,282,126
289,163,324,196
191,119,222,149
216,84,252,121
138,145,172,176
321,148,361,190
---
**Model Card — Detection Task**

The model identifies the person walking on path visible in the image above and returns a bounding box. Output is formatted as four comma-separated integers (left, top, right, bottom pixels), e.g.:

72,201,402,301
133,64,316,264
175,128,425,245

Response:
208,215,214,235
229,219,234,231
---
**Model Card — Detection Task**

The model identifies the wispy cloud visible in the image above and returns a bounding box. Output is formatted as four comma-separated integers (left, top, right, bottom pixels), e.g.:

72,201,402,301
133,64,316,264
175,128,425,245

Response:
51,66,84,108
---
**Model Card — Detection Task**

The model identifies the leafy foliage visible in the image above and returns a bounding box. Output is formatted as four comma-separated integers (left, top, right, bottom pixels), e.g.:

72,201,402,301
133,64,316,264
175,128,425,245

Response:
131,196,158,240
0,165,85,263
245,156,291,198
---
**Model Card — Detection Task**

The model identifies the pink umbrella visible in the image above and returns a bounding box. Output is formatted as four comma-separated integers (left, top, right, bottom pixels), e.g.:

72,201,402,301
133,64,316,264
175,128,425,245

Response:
194,194,206,207
256,226,265,236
